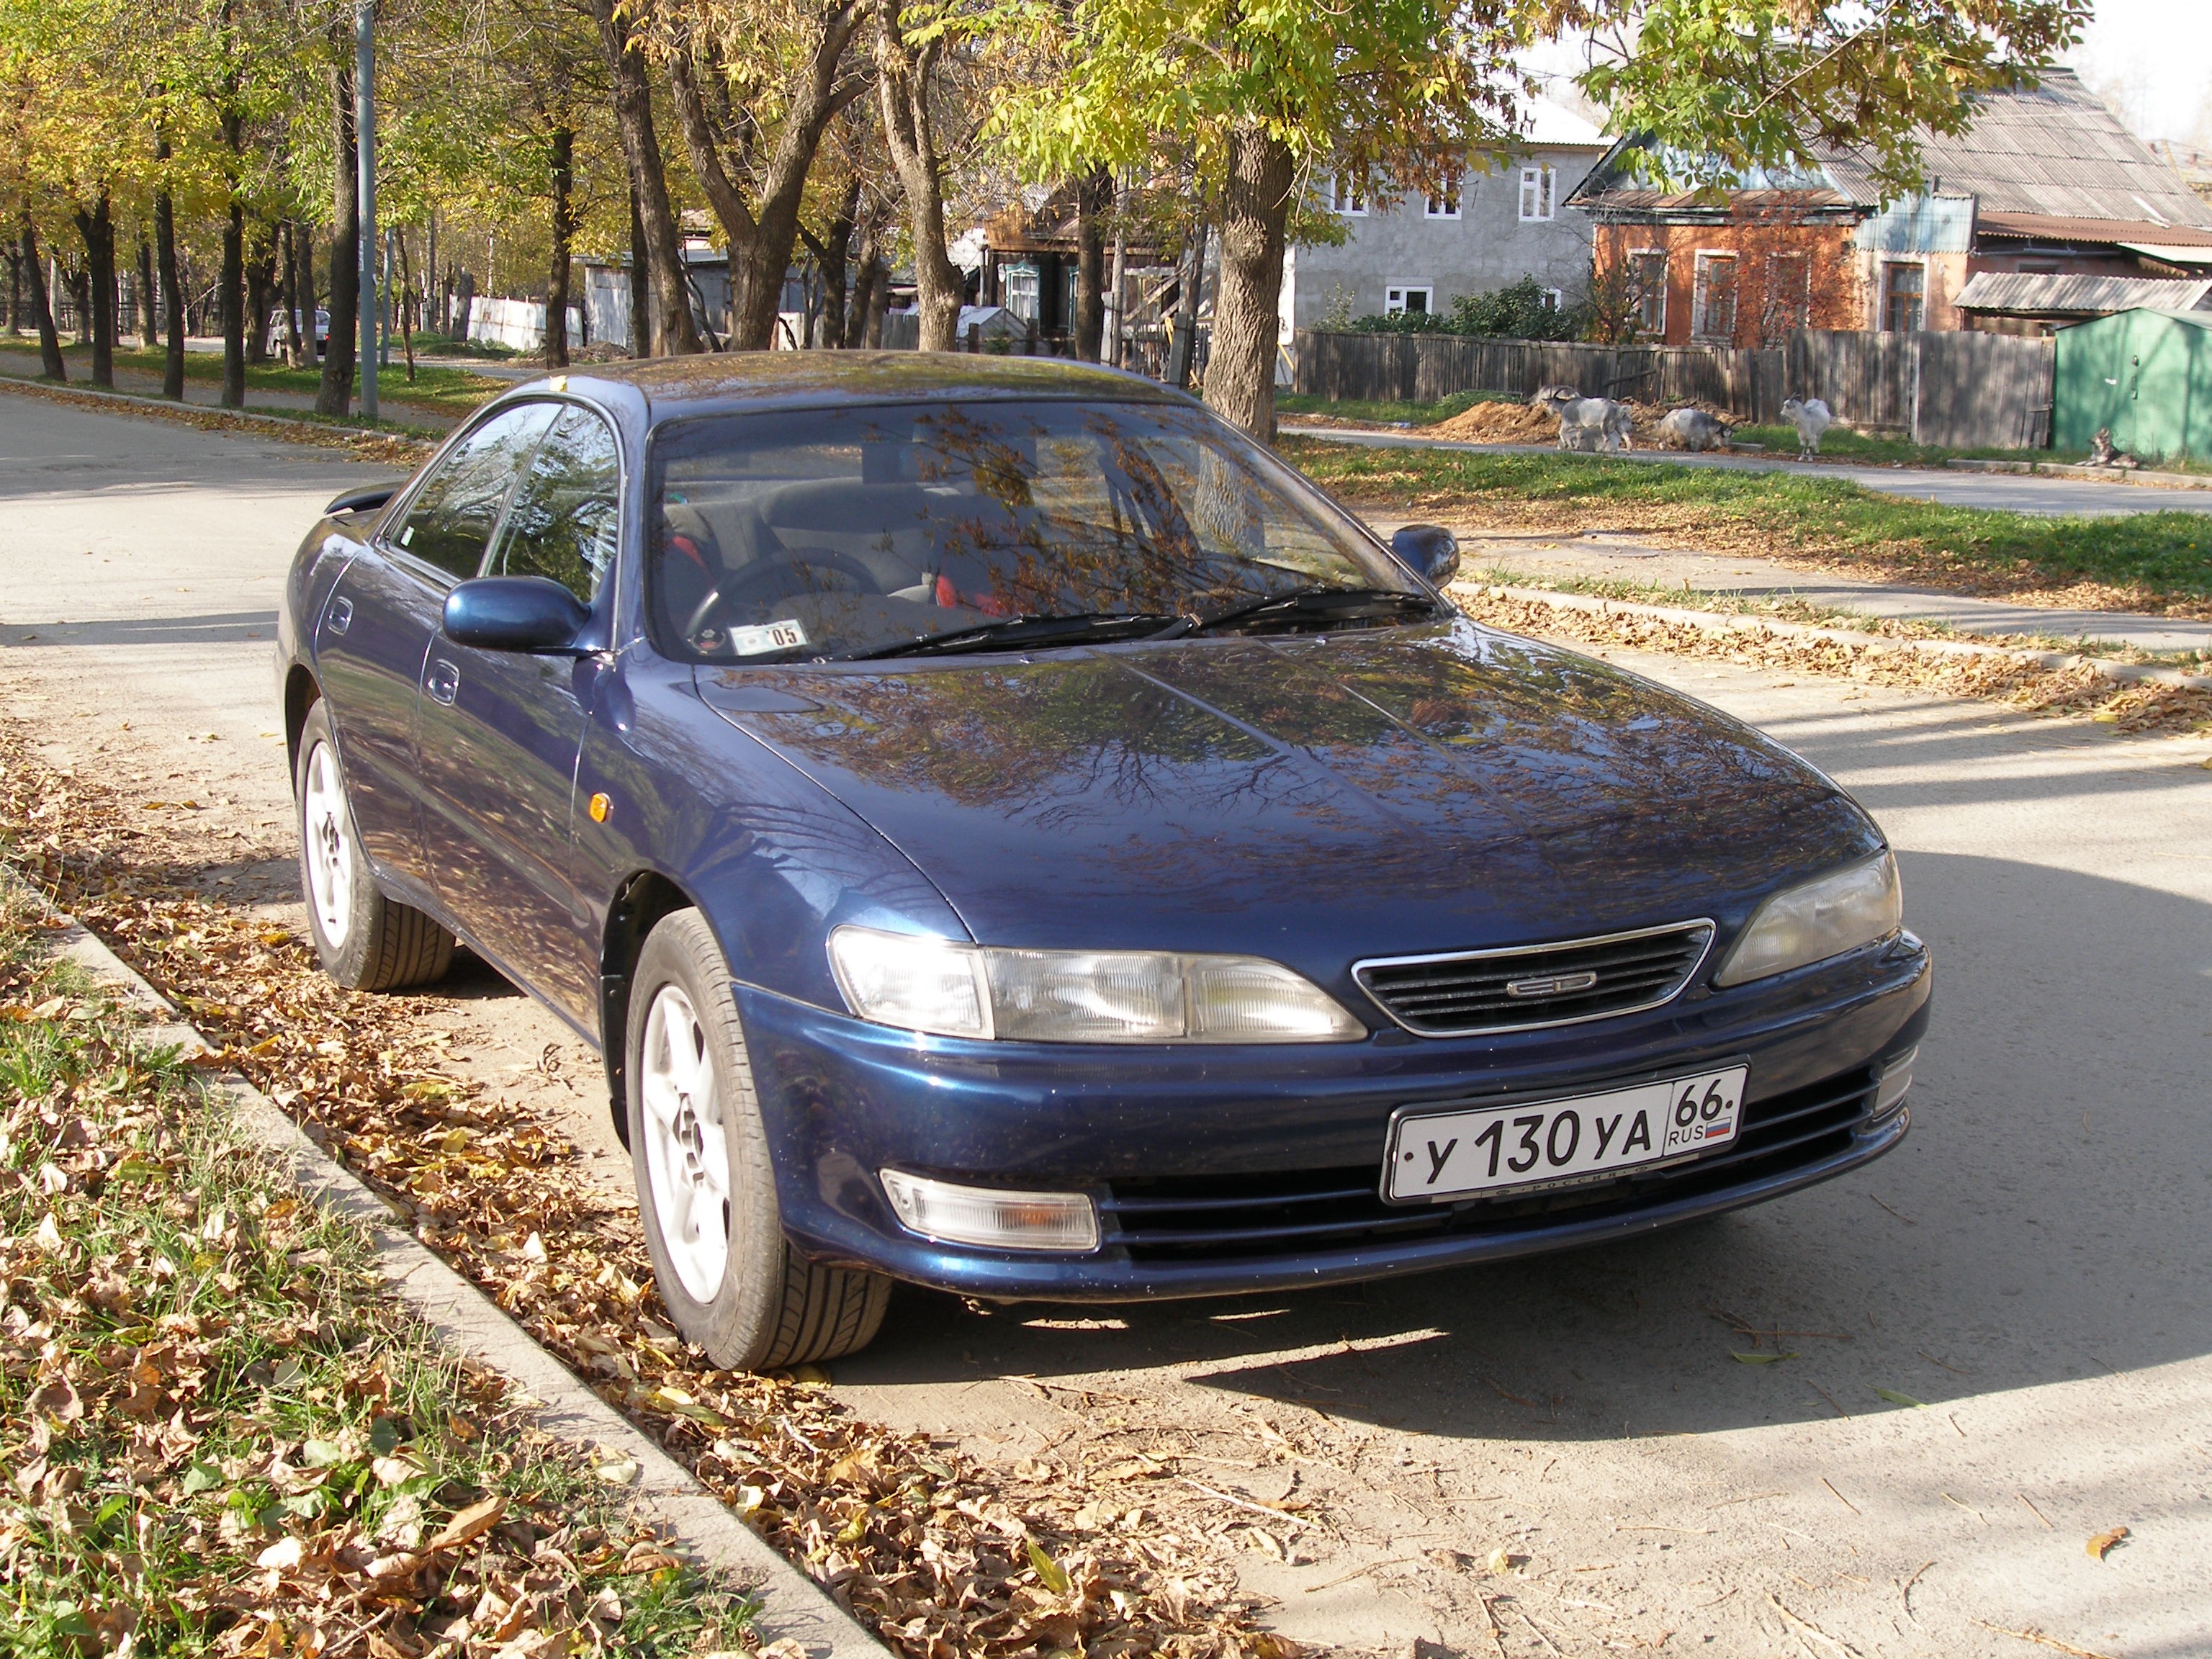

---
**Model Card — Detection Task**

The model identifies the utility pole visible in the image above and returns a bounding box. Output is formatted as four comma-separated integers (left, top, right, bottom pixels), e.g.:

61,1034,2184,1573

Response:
355,0,377,421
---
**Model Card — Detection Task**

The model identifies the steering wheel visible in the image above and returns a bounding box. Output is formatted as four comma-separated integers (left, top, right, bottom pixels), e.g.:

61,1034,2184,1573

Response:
683,549,881,640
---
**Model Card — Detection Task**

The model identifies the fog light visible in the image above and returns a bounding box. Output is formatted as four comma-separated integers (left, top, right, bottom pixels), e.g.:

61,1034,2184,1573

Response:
1872,1046,1916,1120
879,1170,1100,1252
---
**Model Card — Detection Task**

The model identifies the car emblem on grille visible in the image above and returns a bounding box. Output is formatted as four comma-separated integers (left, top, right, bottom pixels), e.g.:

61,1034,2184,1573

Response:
1505,970,1601,999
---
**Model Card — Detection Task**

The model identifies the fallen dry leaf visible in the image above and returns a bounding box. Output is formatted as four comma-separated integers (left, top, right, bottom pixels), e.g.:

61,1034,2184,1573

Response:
2085,1525,2129,1561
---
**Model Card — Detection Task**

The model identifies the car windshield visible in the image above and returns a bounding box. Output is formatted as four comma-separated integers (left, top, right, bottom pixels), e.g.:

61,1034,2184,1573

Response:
647,398,1421,662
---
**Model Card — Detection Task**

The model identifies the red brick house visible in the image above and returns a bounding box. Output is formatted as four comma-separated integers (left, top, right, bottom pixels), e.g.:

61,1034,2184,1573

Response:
1568,69,2212,344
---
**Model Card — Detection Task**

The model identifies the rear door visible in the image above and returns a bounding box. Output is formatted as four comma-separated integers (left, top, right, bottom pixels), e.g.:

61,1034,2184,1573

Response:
414,404,620,1025
314,403,556,899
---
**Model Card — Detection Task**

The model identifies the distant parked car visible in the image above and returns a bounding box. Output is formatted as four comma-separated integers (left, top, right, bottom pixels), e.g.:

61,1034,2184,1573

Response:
276,354,1929,1370
269,305,331,358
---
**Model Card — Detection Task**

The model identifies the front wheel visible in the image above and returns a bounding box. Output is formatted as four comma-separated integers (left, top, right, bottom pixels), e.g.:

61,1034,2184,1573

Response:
626,909,890,1370
295,701,454,992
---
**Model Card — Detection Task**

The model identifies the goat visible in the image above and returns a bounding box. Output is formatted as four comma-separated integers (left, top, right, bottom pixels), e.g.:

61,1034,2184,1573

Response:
1657,408,1734,452
1534,385,1633,455
1779,397,1834,460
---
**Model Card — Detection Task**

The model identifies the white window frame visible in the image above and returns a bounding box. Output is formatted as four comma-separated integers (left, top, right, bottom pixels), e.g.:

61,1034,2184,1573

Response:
1541,286,1564,310
1691,250,1738,343
1424,183,1461,220
1881,258,1926,333
1327,173,1367,217
1630,248,1668,335
1383,284,1435,318
1518,164,1556,222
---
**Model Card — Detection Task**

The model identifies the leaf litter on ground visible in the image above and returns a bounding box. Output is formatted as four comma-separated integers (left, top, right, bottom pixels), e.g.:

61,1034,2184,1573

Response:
0,727,1295,1659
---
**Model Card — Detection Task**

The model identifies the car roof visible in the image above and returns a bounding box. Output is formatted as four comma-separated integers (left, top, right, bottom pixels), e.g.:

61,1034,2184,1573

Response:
522,350,1192,425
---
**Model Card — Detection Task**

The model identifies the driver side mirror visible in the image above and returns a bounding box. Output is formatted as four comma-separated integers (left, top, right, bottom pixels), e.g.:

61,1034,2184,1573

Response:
444,577,590,653
1391,523,1460,587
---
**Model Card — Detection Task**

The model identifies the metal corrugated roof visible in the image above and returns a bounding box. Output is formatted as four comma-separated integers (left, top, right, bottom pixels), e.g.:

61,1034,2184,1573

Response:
1953,271,2212,315
1817,71,2212,228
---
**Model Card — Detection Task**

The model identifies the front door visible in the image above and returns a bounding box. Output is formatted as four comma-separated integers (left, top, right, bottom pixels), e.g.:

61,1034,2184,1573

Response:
415,403,621,1026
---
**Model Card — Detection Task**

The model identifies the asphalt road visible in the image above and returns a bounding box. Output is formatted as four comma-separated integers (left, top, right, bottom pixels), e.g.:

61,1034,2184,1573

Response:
7,384,2212,1658
1289,424,2212,518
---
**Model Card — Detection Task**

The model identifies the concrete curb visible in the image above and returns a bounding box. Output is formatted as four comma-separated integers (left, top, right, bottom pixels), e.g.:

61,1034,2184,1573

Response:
0,369,440,453
1949,455,2212,493
7,869,887,1658
1458,580,2212,693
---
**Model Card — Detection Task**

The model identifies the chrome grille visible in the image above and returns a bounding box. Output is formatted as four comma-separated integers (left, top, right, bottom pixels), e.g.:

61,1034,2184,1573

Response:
1355,920,1715,1036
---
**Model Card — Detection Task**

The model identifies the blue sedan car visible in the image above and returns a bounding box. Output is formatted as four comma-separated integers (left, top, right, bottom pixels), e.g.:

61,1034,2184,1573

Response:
277,355,1928,1370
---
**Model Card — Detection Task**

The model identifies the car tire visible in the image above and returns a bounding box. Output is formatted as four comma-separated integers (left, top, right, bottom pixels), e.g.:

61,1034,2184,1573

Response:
626,909,891,1370
294,701,455,992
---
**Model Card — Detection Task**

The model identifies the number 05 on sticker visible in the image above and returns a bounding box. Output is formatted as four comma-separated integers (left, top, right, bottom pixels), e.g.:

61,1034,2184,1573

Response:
1383,1065,1748,1202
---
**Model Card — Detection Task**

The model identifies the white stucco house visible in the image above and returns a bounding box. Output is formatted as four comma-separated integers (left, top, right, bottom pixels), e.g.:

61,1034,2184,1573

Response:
1278,101,1611,346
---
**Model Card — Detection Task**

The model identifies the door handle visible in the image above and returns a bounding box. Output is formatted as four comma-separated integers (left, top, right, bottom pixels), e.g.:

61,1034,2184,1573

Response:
325,595,354,637
426,658,460,706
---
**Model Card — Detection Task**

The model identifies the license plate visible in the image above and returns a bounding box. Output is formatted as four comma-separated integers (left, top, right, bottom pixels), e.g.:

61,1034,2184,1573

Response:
1383,1065,1748,1203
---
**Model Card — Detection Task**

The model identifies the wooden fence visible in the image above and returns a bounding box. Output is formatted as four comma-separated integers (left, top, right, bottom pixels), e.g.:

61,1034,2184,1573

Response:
1291,327,2055,451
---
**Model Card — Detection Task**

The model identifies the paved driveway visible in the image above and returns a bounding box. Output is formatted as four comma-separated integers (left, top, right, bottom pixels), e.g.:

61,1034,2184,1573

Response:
1289,424,2212,518
7,386,2211,1658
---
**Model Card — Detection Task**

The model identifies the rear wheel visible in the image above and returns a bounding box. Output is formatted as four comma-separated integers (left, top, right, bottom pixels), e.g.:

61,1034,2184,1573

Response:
626,909,890,1370
294,701,454,992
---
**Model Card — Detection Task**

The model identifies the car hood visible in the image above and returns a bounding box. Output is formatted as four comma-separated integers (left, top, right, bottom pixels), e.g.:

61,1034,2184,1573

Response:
696,620,1879,971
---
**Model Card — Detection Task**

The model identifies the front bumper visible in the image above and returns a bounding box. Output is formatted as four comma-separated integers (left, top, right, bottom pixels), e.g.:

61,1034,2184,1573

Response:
738,932,1930,1300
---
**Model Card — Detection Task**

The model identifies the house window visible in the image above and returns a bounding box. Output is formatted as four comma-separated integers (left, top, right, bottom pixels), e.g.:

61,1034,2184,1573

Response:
1884,261,1925,332
1328,174,1366,216
1384,284,1434,317
1425,184,1461,219
1519,166,1556,222
1542,287,1564,310
1002,262,1040,324
1692,252,1737,342
1631,250,1668,333
1766,251,1812,331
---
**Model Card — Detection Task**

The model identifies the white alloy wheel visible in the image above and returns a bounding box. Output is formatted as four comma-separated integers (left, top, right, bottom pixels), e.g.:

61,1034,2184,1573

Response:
639,982,732,1303
301,739,356,949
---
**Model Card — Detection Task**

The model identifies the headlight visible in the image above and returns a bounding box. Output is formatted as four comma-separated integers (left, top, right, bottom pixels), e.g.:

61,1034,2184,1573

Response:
1713,851,1902,986
827,926,1366,1043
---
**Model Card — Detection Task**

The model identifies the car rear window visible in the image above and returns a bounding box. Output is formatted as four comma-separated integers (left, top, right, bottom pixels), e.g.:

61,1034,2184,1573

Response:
647,399,1409,662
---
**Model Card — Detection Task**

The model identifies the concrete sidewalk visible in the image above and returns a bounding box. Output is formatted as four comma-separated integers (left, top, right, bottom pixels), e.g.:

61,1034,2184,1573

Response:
1410,526,2212,655
1296,422,2212,518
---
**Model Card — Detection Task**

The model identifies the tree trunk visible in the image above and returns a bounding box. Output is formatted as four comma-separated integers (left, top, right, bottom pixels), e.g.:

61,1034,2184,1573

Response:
586,0,700,356
220,196,246,407
276,221,300,364
1166,217,1206,390
292,217,315,364
72,194,117,387
19,218,65,379
1202,124,1293,441
801,176,860,350
396,225,416,380
847,230,880,349
155,178,184,395
6,246,17,333
544,124,575,367
874,2,961,352
246,221,276,364
136,236,157,349
627,183,651,356
318,58,360,416
1073,163,1110,361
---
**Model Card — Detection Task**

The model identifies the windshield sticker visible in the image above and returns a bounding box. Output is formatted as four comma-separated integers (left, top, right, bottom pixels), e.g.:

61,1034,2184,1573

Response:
730,619,809,656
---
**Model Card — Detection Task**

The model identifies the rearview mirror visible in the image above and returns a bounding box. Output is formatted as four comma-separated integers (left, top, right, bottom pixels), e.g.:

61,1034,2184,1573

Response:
1391,523,1460,587
443,577,590,653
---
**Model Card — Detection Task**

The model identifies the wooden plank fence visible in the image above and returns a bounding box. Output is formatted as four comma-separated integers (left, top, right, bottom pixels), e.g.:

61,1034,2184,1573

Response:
1291,327,2054,451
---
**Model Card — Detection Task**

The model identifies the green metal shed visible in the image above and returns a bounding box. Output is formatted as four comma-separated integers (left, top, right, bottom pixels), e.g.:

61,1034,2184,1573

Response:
2052,307,2212,464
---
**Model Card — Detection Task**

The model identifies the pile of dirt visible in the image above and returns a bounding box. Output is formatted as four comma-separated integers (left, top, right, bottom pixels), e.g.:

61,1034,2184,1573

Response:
1429,395,1747,449
1427,398,1558,443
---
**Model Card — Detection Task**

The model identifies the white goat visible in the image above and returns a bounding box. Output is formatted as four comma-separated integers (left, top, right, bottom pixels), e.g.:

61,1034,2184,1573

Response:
1779,397,1834,459
1657,408,1734,452
1535,385,1634,455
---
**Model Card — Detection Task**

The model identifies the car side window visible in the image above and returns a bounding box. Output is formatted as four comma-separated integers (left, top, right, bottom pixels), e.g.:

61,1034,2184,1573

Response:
485,406,620,603
389,404,559,580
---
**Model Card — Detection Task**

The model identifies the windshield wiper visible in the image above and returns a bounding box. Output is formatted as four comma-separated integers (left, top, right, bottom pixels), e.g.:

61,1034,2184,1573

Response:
1188,585,1444,637
844,611,1182,661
